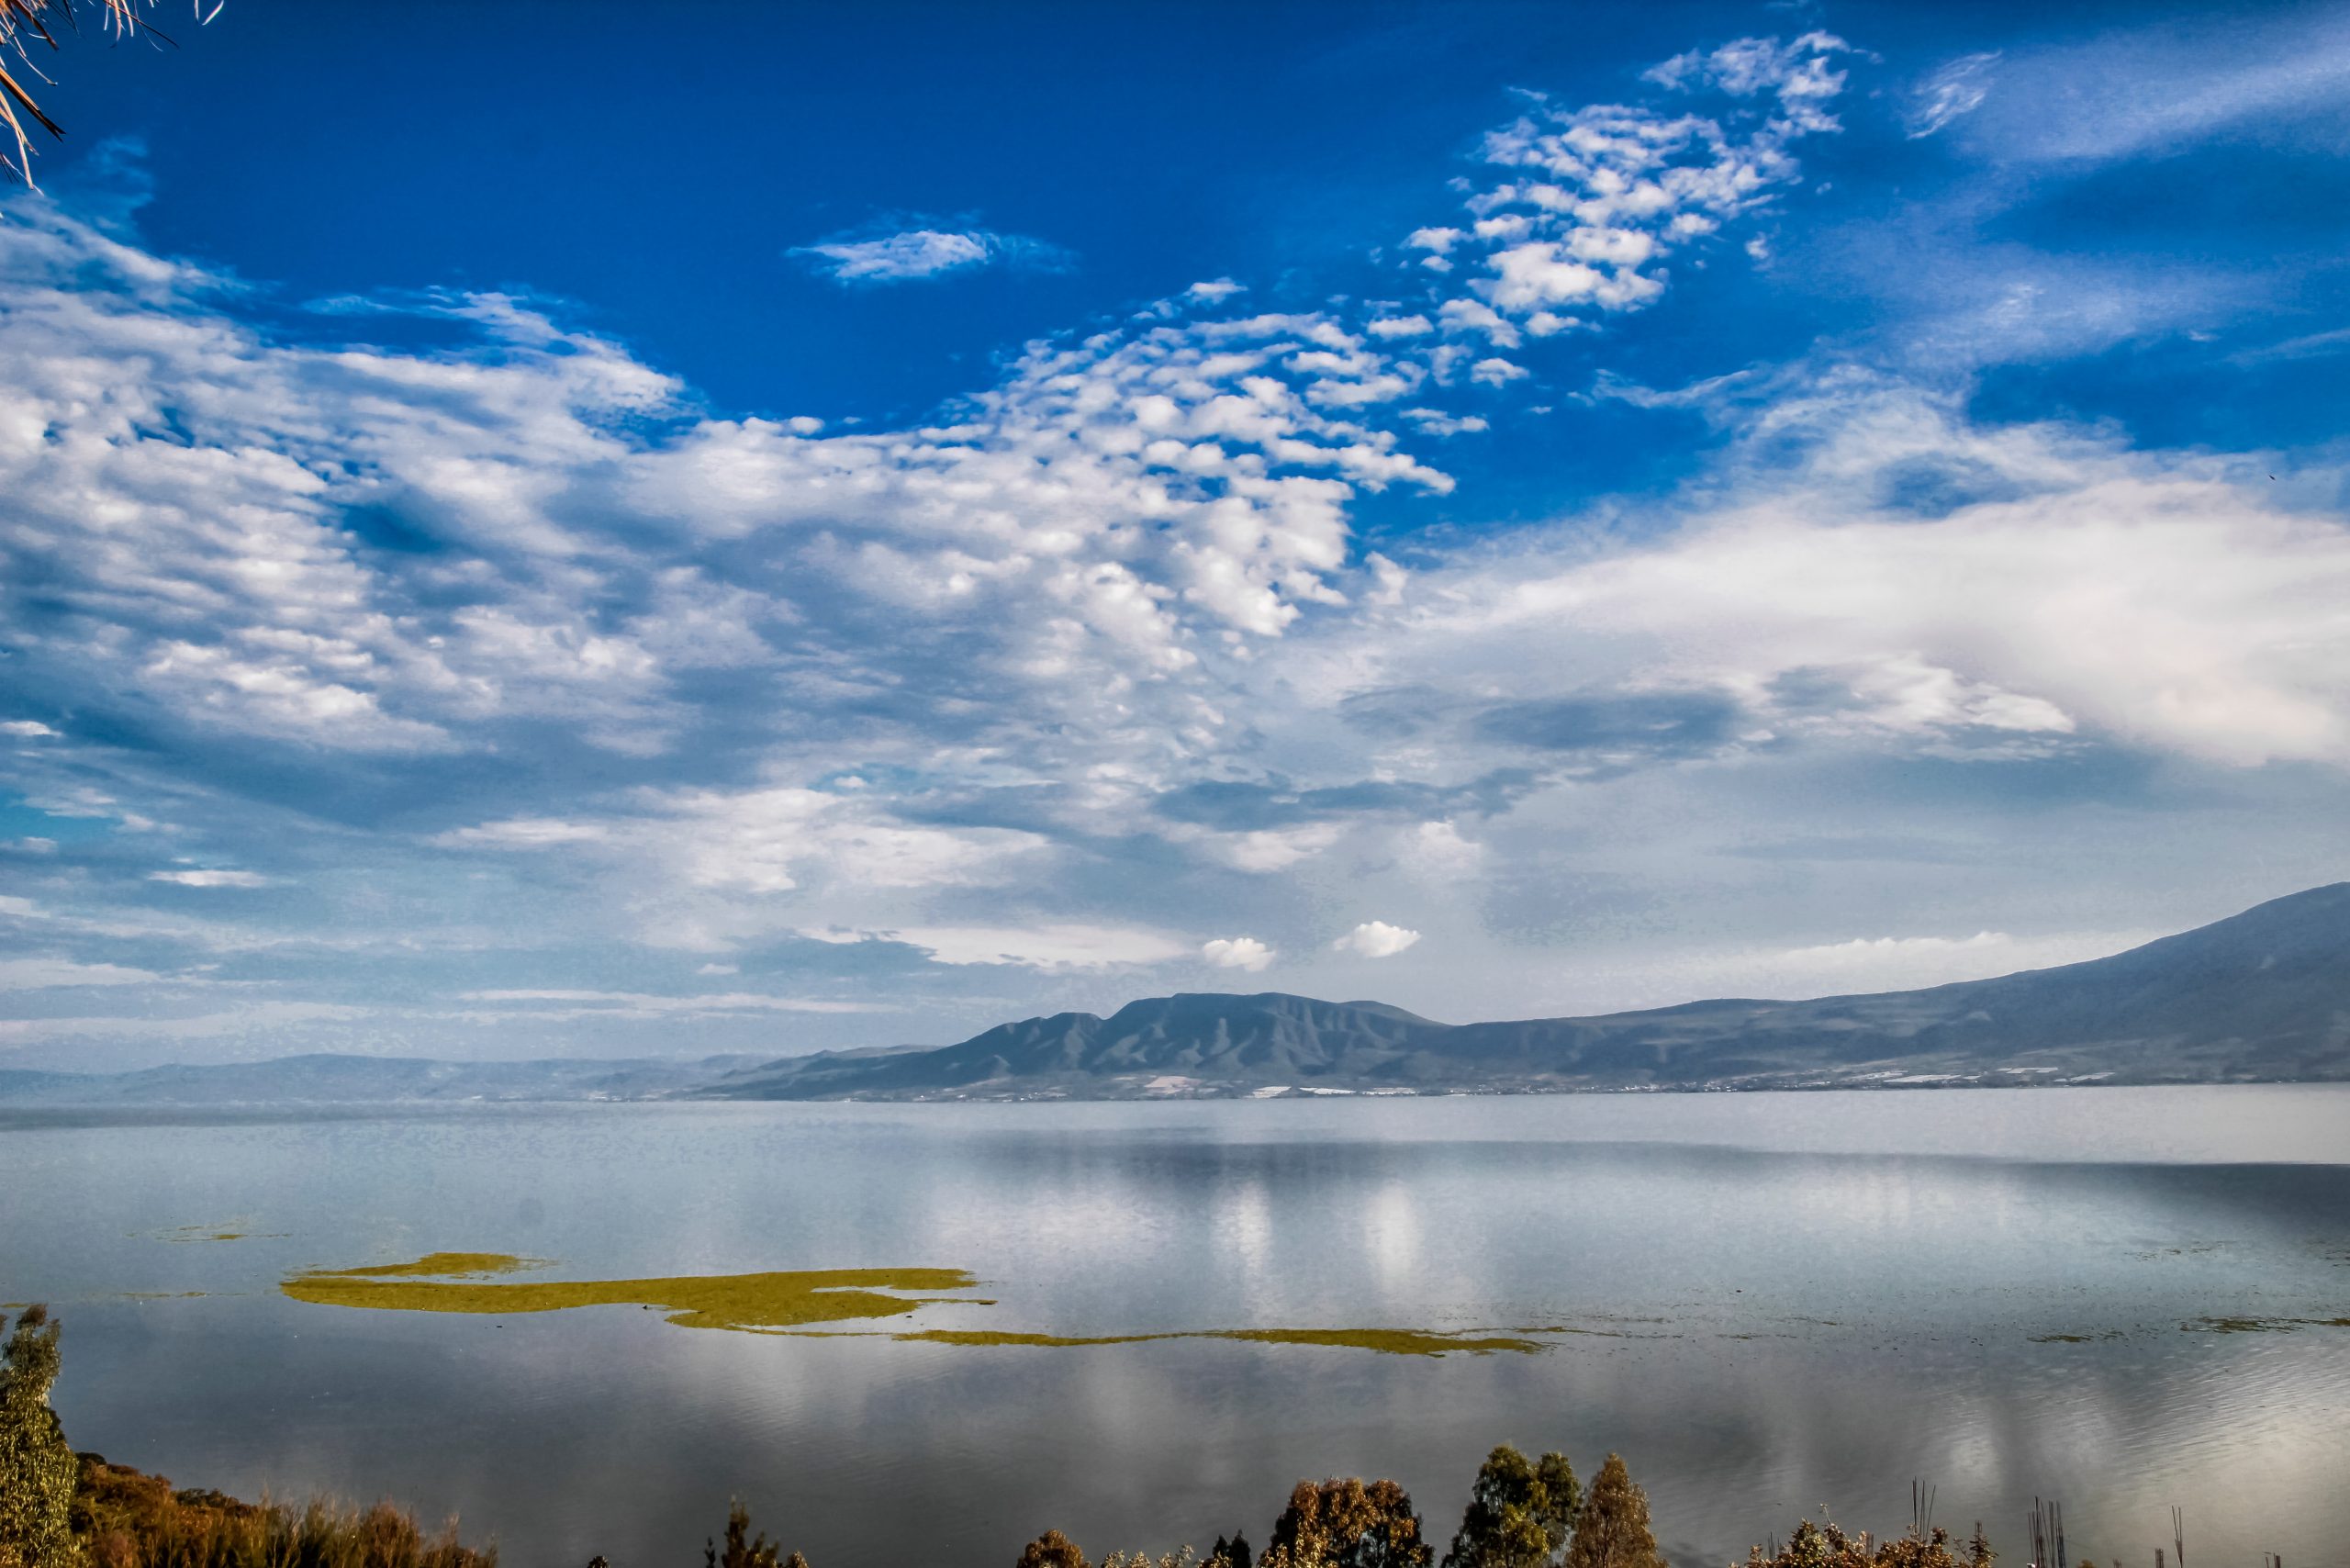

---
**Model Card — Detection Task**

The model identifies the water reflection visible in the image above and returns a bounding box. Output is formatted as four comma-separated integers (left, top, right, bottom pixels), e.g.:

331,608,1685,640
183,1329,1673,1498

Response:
0,1091,2344,1568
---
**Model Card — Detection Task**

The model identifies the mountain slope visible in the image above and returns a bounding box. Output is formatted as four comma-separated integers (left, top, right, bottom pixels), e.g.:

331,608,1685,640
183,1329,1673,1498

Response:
710,883,2350,1099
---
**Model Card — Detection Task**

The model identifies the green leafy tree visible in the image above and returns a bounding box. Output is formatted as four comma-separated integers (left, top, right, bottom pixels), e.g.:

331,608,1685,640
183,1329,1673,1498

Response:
1442,1447,1576,1568
0,1305,79,1568
1561,1456,1662,1568
1019,1531,1091,1568
1533,1455,1580,1550
1266,1480,1431,1568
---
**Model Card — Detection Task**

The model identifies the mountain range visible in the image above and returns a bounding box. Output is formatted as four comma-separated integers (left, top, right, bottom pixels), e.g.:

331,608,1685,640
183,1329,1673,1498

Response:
6,884,2346,1105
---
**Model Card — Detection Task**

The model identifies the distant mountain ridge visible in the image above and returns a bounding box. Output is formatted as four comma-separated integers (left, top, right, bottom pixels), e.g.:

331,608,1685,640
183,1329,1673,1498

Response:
6,886,2347,1105
706,883,2350,1099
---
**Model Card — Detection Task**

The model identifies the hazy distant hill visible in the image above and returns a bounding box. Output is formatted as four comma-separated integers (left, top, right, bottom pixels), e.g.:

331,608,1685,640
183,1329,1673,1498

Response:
8,885,2345,1106
705,883,2350,1099
0,1053,760,1107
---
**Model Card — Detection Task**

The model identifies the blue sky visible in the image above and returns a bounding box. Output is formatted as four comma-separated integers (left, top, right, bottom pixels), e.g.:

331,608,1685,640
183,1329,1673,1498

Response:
5,0,2349,1068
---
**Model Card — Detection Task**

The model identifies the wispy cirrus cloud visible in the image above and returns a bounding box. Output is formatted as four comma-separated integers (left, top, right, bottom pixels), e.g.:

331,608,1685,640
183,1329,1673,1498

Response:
789,223,1076,284
1905,52,1999,138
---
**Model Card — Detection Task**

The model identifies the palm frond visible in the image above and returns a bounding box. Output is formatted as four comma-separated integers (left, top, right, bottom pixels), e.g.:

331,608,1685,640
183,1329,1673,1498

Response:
0,0,148,186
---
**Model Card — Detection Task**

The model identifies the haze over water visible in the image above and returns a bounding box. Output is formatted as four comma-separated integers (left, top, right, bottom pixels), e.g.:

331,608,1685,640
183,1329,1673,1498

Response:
5,1088,2346,1568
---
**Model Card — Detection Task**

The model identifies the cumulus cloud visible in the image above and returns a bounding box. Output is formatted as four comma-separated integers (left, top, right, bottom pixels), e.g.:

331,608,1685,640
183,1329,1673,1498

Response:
1332,920,1422,958
1384,32,1852,344
789,225,1076,284
1201,935,1275,971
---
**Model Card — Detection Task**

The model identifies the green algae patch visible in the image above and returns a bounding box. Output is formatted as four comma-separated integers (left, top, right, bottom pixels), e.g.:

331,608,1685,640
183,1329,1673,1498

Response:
282,1254,979,1333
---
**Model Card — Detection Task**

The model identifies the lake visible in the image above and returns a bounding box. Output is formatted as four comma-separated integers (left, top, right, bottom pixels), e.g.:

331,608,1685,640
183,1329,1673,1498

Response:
4,1088,2346,1568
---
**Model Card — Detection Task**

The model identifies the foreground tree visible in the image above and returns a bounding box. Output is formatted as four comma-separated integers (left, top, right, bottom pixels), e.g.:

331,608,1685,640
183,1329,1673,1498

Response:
1019,1531,1091,1568
1208,1535,1255,1568
1266,1479,1432,1568
1442,1446,1578,1568
1741,1518,1995,1568
1561,1456,1662,1568
705,1502,810,1568
0,1305,78,1568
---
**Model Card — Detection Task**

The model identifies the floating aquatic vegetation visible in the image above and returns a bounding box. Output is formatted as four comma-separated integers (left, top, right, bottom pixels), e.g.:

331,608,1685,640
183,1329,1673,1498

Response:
142,1223,285,1244
2183,1315,2350,1334
283,1254,981,1332
284,1252,1602,1354
2029,1330,2124,1343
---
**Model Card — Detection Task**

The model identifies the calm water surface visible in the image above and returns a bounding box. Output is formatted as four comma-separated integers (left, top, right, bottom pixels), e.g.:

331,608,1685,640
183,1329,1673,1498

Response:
3,1088,2346,1568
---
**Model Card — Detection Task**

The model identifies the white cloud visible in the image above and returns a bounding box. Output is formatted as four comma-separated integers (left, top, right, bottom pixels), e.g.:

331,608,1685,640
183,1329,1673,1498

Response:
1332,920,1422,958
800,923,1190,971
149,869,271,888
1201,935,1275,972
1,720,59,737
1402,409,1489,437
789,227,1074,284
1331,377,2350,768
696,962,739,976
